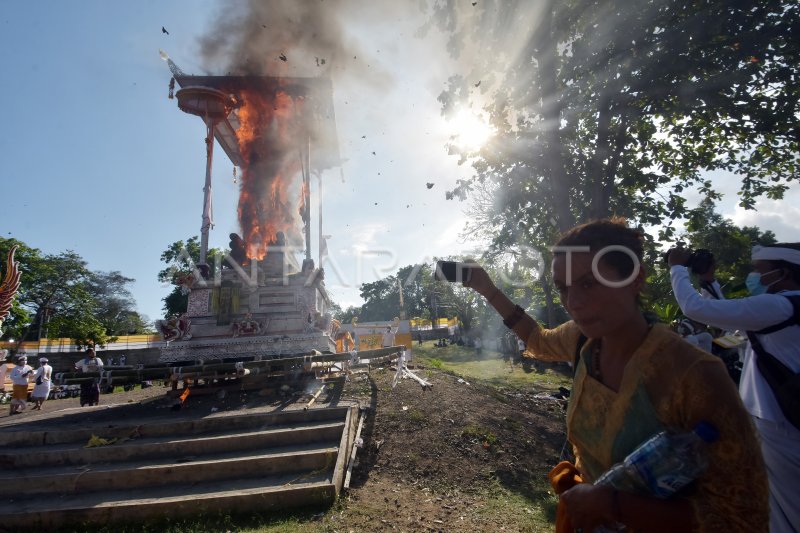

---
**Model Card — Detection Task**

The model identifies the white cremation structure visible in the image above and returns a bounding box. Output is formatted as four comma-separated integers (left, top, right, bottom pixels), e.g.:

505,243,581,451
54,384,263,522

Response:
159,246,336,363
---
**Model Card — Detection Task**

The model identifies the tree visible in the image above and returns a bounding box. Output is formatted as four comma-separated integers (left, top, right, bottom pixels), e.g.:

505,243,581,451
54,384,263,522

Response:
87,271,153,335
158,237,224,317
431,276,481,331
335,305,361,324
326,301,361,325
399,264,439,319
47,299,110,349
355,260,551,333
356,264,443,322
0,238,148,348
432,1,798,235
358,274,403,322
427,0,798,324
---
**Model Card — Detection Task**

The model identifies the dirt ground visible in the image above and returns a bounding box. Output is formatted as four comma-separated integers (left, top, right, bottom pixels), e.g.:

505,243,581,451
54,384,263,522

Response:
338,364,568,533
1,357,569,532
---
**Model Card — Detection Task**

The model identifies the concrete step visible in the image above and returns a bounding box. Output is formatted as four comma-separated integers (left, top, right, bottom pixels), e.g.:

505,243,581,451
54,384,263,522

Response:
0,444,339,496
0,405,352,447
0,405,358,531
0,470,336,531
0,421,345,468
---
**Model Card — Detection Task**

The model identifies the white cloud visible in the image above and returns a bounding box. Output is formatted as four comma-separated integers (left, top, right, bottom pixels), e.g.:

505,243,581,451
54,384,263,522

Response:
727,190,800,242
657,169,800,244
340,223,390,256
692,170,800,242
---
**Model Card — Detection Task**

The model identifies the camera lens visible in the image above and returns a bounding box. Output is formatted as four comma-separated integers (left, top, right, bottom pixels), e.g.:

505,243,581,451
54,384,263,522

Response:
688,249,714,275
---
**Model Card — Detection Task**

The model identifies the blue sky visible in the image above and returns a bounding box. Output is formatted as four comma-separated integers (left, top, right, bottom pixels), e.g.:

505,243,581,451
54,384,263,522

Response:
2,1,798,324
0,1,479,322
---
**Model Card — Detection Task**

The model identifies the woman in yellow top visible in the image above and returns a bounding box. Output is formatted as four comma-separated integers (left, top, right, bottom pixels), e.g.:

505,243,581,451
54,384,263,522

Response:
465,219,768,532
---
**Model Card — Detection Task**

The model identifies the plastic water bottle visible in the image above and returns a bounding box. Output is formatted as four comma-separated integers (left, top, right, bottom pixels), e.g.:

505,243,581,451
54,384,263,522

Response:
591,422,719,532
594,421,719,498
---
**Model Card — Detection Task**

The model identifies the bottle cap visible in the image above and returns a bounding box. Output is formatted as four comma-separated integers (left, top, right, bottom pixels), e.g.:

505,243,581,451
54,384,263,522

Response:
693,421,719,443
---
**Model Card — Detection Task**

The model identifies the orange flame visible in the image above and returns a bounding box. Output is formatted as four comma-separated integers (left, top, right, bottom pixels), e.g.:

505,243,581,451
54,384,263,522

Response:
235,88,307,260
298,179,309,220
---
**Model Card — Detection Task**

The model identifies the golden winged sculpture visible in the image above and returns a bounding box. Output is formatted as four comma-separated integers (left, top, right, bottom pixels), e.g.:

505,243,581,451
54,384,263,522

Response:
0,246,21,333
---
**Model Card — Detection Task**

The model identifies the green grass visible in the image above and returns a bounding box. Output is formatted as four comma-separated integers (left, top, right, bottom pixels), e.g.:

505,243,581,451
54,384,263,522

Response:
426,357,444,369
406,408,427,423
473,477,559,532
502,416,524,433
462,423,499,447
411,342,572,392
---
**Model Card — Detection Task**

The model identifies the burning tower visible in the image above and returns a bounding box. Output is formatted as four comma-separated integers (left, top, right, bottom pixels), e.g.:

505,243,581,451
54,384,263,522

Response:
158,53,340,363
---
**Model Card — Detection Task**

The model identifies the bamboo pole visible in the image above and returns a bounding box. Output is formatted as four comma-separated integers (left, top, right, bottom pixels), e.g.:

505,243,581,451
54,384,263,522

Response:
403,368,433,389
343,409,366,489
55,346,405,386
304,382,326,410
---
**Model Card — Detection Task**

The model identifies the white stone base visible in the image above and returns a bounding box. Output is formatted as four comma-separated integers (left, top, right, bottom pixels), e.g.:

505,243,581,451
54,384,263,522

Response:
159,333,337,363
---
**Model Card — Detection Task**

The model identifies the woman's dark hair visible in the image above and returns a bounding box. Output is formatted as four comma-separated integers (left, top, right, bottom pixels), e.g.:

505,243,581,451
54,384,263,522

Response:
553,217,644,278
764,243,800,284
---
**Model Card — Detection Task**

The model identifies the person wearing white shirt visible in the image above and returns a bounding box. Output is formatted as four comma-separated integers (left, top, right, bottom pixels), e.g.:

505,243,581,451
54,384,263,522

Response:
670,243,800,533
31,357,53,410
8,355,33,415
0,353,12,393
75,350,104,373
683,330,714,353
381,325,398,348
675,318,714,353
75,348,104,406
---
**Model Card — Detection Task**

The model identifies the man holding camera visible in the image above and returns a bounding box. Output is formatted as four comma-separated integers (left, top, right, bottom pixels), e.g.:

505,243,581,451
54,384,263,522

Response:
669,243,800,533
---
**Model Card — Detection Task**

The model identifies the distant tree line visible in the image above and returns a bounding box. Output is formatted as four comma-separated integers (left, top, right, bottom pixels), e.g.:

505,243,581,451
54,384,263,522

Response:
338,206,777,335
0,237,152,349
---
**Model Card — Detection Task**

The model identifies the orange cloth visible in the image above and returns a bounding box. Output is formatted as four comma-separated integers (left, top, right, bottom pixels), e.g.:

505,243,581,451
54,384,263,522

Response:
548,461,583,533
12,384,28,401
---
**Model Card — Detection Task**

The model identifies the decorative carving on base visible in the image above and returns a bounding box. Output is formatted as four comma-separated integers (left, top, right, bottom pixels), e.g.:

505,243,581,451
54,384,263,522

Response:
316,312,333,335
231,313,266,338
157,313,193,342
158,333,336,363
298,291,319,333
175,272,196,295
187,288,211,317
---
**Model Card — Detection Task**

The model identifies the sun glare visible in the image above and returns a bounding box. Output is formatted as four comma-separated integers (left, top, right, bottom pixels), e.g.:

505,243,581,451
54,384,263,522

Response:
449,108,494,151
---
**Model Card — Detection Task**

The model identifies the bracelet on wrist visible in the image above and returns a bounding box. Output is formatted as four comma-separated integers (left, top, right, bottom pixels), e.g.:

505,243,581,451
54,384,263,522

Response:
502,305,526,329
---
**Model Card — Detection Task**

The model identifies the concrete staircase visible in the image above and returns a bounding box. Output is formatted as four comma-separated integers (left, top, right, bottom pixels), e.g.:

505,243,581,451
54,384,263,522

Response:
0,405,357,531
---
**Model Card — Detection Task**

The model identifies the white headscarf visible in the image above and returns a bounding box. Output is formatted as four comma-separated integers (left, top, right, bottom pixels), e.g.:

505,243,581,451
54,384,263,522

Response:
751,245,800,266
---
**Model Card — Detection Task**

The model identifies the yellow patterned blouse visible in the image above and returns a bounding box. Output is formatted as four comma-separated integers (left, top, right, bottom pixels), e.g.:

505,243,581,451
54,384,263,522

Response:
525,320,768,532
